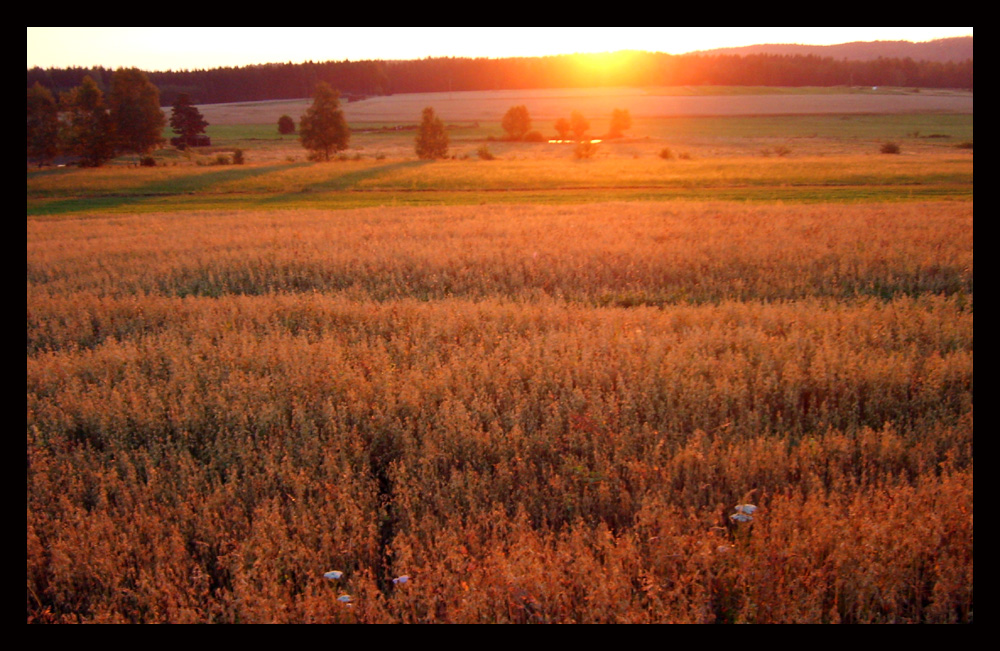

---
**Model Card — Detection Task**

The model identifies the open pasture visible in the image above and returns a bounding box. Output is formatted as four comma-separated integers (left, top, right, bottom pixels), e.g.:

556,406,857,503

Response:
27,88,972,623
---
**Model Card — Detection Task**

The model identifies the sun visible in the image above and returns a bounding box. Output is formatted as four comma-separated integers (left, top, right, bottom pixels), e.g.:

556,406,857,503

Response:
569,50,645,86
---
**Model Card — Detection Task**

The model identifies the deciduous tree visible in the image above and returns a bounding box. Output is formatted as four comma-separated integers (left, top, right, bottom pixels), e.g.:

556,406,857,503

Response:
27,82,60,166
608,108,632,138
570,110,590,140
278,114,295,135
415,107,449,159
62,76,116,167
501,105,531,141
554,117,571,140
170,92,209,148
109,68,166,159
299,82,350,161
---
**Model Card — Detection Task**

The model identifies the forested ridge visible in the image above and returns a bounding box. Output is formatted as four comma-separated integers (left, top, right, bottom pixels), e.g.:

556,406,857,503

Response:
28,41,973,107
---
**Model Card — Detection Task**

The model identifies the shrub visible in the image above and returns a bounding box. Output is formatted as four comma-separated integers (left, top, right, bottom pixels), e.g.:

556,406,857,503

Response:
658,147,674,160
232,148,245,165
477,145,495,160
574,141,598,159
139,155,157,167
278,114,295,135
524,131,545,143
880,141,901,154
215,153,231,165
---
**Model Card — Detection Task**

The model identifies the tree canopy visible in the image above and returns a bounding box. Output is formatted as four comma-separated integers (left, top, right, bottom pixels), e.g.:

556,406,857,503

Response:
109,68,166,157
62,75,116,167
169,92,209,148
608,108,632,138
569,111,590,140
27,82,60,166
415,107,449,159
501,105,531,141
298,82,350,161
554,117,571,140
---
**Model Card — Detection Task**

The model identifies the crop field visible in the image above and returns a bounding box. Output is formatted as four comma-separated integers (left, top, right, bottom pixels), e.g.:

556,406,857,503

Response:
27,88,972,623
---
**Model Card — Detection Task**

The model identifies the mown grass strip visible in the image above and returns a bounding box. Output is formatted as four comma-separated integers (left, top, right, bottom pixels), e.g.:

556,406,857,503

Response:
26,183,972,217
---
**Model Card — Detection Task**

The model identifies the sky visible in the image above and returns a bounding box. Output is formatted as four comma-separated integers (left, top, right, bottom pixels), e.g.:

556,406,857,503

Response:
27,27,973,72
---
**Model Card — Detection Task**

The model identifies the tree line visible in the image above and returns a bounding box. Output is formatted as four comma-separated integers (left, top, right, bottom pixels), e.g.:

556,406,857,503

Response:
27,73,450,166
27,51,973,106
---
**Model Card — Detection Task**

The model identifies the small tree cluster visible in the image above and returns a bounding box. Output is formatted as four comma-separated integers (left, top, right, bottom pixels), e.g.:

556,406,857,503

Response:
553,112,591,140
28,69,167,167
553,108,632,141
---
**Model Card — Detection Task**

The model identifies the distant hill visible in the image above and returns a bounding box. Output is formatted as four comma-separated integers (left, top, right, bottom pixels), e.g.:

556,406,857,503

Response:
693,37,973,63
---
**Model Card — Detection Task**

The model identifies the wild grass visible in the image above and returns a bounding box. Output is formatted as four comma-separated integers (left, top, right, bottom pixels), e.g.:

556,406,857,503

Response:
27,97,972,622
27,197,972,623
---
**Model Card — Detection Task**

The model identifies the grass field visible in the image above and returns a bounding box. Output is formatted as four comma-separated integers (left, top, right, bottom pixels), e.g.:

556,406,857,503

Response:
27,87,972,623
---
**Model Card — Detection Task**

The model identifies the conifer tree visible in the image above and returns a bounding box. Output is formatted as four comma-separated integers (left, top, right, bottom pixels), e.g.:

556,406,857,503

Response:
170,93,209,148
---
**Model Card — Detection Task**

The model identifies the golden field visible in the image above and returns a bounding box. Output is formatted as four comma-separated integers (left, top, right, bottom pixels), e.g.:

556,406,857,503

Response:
27,90,972,623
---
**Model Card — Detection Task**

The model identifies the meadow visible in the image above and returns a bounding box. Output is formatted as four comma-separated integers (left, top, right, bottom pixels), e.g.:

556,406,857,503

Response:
27,87,972,623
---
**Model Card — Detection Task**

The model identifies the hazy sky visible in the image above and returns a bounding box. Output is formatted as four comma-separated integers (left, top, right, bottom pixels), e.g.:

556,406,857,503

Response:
27,27,973,71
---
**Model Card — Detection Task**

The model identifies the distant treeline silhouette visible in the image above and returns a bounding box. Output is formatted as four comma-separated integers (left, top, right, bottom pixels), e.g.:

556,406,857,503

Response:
27,51,974,106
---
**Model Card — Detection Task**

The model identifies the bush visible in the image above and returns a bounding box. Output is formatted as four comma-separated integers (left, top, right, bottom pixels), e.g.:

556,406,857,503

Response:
232,148,245,165
574,141,598,159
477,145,495,160
278,115,295,135
215,153,231,165
880,141,901,154
139,156,157,167
658,147,674,160
524,131,545,143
